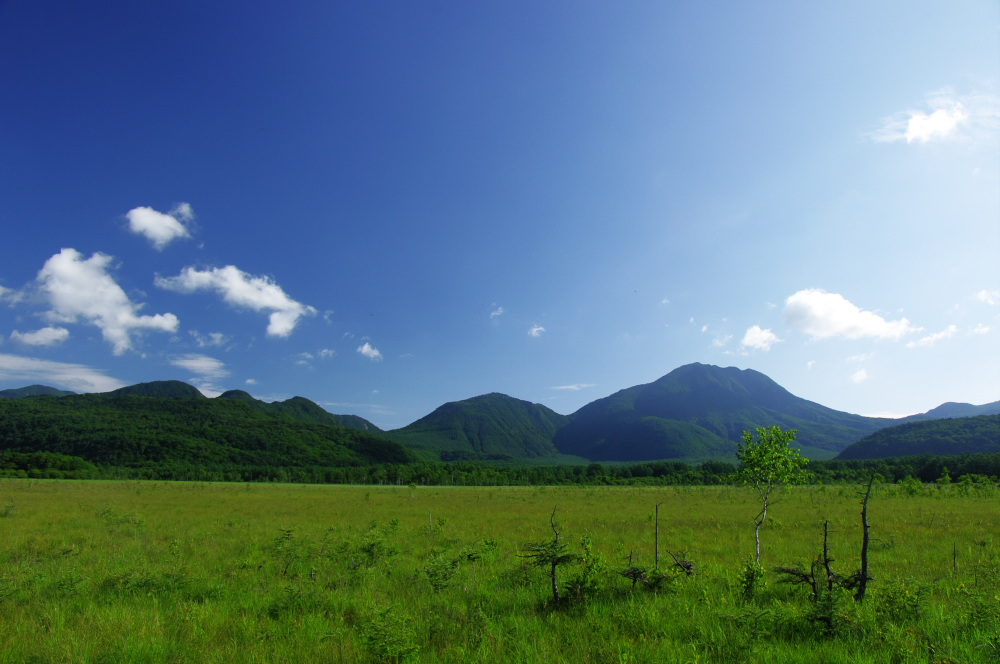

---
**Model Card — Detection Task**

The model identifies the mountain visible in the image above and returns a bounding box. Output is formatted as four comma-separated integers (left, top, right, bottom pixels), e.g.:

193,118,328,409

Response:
218,391,382,432
0,385,76,399
836,414,1000,460
109,380,206,399
388,393,569,460
552,363,893,461
0,385,413,471
896,401,1000,423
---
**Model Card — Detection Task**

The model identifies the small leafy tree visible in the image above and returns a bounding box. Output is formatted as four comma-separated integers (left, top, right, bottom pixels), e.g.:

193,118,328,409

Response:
520,507,581,605
736,425,809,563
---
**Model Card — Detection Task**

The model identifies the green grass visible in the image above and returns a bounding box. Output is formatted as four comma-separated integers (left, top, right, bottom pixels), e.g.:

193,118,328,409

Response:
0,479,997,663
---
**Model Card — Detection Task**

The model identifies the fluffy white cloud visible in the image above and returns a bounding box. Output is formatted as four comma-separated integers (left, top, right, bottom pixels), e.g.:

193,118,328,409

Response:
529,325,546,337
37,249,179,354
871,89,1000,145
357,342,382,361
906,325,957,349
783,289,917,341
156,265,316,337
0,353,125,392
126,204,193,250
851,368,869,384
10,326,70,347
740,325,781,351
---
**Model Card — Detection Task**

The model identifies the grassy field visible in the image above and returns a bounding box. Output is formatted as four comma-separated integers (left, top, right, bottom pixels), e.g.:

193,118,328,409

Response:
0,479,996,663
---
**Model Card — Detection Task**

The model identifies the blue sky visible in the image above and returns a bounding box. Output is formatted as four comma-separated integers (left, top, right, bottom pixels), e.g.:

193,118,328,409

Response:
1,1,998,430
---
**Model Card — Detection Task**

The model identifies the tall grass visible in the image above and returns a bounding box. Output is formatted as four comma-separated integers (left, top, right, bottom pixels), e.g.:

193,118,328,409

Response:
0,479,996,662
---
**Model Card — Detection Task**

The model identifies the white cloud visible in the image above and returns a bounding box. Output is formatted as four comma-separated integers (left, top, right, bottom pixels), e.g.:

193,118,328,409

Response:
906,325,958,349
170,353,229,395
245,378,257,385
551,383,597,391
0,353,125,392
190,330,229,348
740,325,781,351
125,204,193,250
972,323,991,335
871,89,999,144
490,305,505,320
357,342,382,361
711,334,733,348
976,289,1000,306
851,368,869,384
529,325,546,337
783,289,918,341
319,348,335,359
156,265,316,337
10,326,70,347
36,249,179,354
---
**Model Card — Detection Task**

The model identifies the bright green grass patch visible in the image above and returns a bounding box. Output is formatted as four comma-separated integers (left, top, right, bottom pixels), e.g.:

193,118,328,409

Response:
0,479,997,663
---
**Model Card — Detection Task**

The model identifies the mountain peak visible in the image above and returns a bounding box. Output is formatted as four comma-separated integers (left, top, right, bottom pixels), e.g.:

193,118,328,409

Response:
109,381,206,399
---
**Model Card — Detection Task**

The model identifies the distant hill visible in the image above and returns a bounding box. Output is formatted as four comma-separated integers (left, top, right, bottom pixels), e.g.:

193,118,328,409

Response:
218,391,383,432
110,380,206,399
836,414,1000,460
0,385,76,399
553,363,892,461
896,401,1000,423
0,386,413,471
388,393,568,460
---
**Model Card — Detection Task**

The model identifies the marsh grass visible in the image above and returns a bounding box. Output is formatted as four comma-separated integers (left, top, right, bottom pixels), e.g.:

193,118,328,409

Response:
0,479,996,662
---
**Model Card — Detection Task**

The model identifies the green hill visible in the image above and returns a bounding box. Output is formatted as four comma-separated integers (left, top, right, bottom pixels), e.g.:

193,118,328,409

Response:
388,393,569,460
218,391,382,432
836,414,1000,460
0,387,413,473
553,363,892,461
0,385,76,398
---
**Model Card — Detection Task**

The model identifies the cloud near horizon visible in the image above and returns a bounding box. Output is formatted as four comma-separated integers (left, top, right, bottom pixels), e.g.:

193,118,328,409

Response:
170,353,229,395
155,265,316,337
0,353,125,392
36,248,179,354
126,203,194,250
783,289,918,341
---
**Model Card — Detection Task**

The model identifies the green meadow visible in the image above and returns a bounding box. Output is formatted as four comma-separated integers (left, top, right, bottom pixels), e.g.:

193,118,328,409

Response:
0,479,996,663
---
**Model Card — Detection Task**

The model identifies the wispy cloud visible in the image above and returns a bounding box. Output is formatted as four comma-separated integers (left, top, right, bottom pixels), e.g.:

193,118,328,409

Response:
156,265,315,337
36,249,179,354
976,289,1000,306
170,353,229,396
850,368,869,384
0,353,125,392
870,88,999,144
357,341,382,361
489,304,505,321
740,325,781,352
783,289,918,341
528,325,546,337
125,203,194,250
906,325,957,349
551,383,596,391
10,326,70,347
